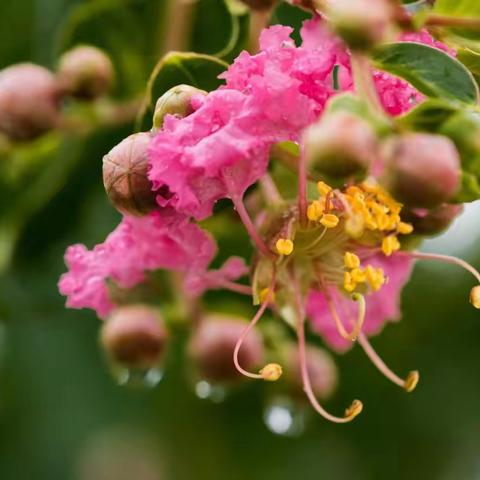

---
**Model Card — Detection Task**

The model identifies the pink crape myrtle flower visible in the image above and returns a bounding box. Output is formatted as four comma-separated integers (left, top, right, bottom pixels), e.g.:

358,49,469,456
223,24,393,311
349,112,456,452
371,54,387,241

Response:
307,252,413,352
58,210,246,318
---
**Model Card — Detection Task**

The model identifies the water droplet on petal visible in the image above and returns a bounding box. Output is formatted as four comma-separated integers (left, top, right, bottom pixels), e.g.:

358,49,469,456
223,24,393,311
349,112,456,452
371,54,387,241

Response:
195,380,226,403
263,396,306,437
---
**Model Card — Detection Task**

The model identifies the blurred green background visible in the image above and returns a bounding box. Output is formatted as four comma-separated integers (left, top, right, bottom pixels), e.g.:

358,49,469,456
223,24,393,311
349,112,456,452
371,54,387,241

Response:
1,1,480,479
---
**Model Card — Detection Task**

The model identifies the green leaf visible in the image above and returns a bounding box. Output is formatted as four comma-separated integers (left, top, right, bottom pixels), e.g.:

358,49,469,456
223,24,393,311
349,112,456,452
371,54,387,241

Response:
136,51,228,131
455,171,480,202
372,42,479,104
434,0,480,18
396,99,461,132
457,47,480,85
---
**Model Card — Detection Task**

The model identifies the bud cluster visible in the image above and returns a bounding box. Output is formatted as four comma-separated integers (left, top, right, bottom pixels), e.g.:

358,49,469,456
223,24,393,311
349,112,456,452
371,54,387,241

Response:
0,45,114,142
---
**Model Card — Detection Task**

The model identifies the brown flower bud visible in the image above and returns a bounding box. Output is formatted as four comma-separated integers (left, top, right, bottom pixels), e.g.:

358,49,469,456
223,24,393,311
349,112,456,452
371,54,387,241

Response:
153,84,206,130
327,0,395,51
303,112,377,184
102,132,157,216
286,345,338,400
57,45,114,100
402,204,463,236
101,305,168,369
189,315,264,383
382,133,461,208
0,63,61,141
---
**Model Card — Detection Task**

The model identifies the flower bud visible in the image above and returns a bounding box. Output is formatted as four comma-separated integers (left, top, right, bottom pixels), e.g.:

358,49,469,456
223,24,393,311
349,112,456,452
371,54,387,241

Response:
102,132,157,216
153,84,206,130
57,45,114,100
0,63,61,141
101,305,168,369
239,0,276,11
286,345,338,400
382,133,461,208
402,204,463,236
303,112,377,184
327,0,395,51
189,315,264,383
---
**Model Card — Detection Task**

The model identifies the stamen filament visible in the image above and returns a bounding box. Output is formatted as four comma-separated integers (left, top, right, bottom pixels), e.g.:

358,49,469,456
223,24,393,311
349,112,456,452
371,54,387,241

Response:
231,194,274,259
292,269,362,423
217,281,253,296
298,144,308,226
233,273,278,380
358,333,419,392
408,251,480,283
325,291,366,342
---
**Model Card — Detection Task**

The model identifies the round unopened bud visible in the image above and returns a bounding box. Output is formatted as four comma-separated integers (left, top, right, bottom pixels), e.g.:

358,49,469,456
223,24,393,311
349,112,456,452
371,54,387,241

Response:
402,204,463,236
189,315,264,383
382,133,461,208
260,363,283,382
470,285,480,309
286,345,338,399
0,63,61,141
153,84,206,130
102,132,157,216
101,305,167,369
304,112,377,184
327,0,394,50
57,45,114,100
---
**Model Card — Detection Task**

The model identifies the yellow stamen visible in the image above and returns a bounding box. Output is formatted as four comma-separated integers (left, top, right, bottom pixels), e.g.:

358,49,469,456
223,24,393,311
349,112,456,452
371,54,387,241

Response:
351,268,367,283
382,235,400,257
470,285,480,309
365,265,385,292
317,181,332,197
260,363,283,381
320,213,339,229
276,238,294,256
345,214,365,238
259,287,275,303
307,201,324,221
404,370,420,393
344,252,360,269
343,272,356,292
345,399,363,419
397,221,414,235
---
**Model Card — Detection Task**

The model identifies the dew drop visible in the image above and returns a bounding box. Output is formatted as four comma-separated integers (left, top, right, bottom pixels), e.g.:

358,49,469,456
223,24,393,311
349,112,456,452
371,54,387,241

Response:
263,397,306,437
194,380,226,403
115,367,163,389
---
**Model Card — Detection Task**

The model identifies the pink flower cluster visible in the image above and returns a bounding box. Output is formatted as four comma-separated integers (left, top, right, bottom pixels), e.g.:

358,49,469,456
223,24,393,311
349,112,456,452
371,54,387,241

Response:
58,210,246,317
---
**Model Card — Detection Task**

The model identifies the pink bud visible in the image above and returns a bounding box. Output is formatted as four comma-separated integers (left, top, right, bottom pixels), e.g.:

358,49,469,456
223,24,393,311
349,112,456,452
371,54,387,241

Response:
303,112,377,183
101,304,167,369
102,132,157,216
382,133,461,208
402,204,463,236
327,0,394,50
286,345,338,400
189,316,264,383
0,63,61,141
57,45,114,100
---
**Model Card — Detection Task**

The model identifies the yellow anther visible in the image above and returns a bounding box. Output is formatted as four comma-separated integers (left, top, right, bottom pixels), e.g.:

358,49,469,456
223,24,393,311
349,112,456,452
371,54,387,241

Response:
344,252,360,269
343,272,356,292
351,268,367,283
259,287,275,303
346,185,364,197
404,371,420,393
260,363,283,381
469,285,480,309
307,201,324,221
397,221,414,235
361,181,380,194
345,214,365,238
276,238,294,256
365,265,385,292
369,201,388,216
381,235,400,257
320,213,339,229
344,399,363,419
317,181,332,197
364,216,378,230
376,213,390,231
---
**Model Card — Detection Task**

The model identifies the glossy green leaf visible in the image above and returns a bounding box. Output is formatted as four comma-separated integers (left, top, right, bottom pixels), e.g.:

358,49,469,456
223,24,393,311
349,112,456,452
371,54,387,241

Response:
396,99,460,132
457,47,480,86
136,51,228,131
372,42,479,104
